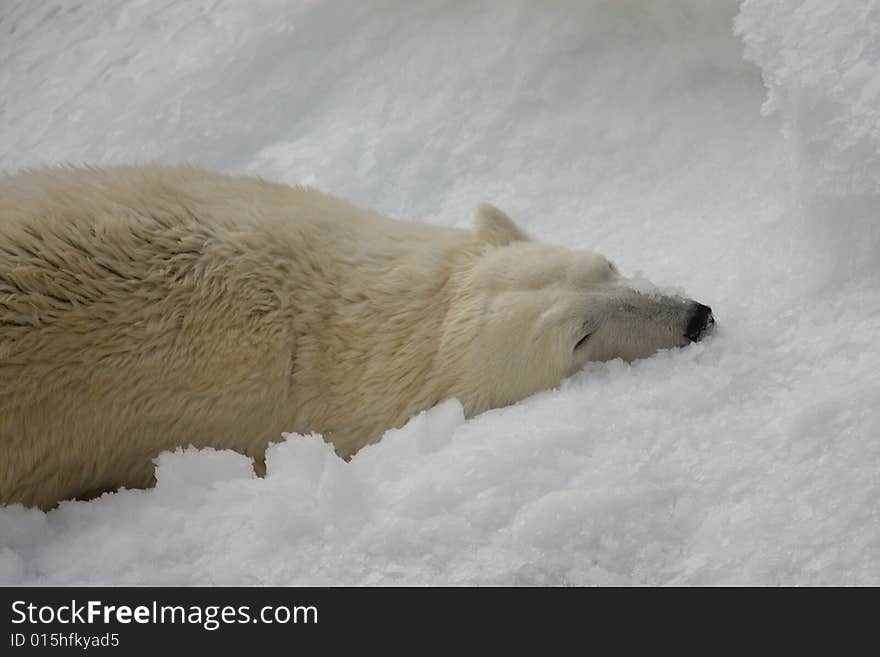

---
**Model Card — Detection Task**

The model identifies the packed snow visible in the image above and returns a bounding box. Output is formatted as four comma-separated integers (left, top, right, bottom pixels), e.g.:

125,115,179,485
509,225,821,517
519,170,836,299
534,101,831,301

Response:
1,0,878,585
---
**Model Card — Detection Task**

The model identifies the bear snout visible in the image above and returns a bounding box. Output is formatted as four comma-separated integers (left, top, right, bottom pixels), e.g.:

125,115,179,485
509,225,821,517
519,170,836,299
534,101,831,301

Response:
685,303,714,342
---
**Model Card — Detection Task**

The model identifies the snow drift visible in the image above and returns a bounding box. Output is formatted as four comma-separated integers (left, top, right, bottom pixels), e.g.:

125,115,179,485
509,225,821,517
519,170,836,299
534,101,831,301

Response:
1,0,878,585
737,0,880,286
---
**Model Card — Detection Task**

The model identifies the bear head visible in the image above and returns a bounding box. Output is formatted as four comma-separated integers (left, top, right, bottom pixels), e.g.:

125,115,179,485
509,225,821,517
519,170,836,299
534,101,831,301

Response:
446,204,714,411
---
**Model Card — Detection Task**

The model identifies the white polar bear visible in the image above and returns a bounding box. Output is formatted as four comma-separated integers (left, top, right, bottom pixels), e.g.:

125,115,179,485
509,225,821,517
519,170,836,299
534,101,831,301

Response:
0,166,713,509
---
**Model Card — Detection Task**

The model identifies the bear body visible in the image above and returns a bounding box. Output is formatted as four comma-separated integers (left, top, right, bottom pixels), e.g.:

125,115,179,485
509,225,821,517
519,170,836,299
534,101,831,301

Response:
0,166,712,509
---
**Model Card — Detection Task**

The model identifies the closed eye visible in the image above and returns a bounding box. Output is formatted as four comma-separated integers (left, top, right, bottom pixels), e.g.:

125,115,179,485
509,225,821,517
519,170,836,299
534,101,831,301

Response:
574,333,592,350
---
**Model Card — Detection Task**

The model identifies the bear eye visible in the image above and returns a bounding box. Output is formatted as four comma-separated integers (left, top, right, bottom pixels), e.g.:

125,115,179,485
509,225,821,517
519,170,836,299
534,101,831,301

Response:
574,332,592,350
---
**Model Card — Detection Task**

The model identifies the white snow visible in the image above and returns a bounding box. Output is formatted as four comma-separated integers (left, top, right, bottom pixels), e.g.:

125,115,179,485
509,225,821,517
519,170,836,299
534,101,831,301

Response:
1,0,879,585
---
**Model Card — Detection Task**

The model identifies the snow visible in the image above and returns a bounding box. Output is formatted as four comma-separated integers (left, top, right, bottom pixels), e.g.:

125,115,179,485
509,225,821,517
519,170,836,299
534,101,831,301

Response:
736,0,880,287
1,0,878,585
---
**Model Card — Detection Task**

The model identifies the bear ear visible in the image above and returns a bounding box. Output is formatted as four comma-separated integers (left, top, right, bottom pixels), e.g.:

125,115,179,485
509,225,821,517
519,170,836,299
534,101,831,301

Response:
473,203,530,246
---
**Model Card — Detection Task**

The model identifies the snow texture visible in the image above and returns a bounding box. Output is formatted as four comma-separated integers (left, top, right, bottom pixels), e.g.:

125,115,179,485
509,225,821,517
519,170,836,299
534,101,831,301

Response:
1,0,879,585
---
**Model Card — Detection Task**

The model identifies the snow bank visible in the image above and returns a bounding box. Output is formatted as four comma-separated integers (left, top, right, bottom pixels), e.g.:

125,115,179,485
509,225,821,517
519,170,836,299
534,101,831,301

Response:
737,0,880,286
1,0,878,584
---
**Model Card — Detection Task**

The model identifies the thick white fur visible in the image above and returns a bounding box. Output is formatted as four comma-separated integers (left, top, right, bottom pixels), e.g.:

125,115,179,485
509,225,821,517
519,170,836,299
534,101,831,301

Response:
0,166,697,508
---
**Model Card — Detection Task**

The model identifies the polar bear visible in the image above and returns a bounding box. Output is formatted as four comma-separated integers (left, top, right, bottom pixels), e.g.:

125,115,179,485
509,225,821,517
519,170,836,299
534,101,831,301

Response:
0,166,713,509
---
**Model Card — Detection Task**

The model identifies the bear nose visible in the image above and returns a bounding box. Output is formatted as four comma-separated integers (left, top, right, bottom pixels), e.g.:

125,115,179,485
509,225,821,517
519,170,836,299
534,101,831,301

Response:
685,303,714,342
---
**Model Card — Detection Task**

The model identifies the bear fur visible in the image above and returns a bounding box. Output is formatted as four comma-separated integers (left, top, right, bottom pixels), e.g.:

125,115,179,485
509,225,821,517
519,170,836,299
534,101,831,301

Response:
0,165,710,509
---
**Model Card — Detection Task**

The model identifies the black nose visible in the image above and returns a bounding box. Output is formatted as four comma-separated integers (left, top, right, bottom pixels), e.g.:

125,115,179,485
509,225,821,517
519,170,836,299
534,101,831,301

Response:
685,303,714,342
